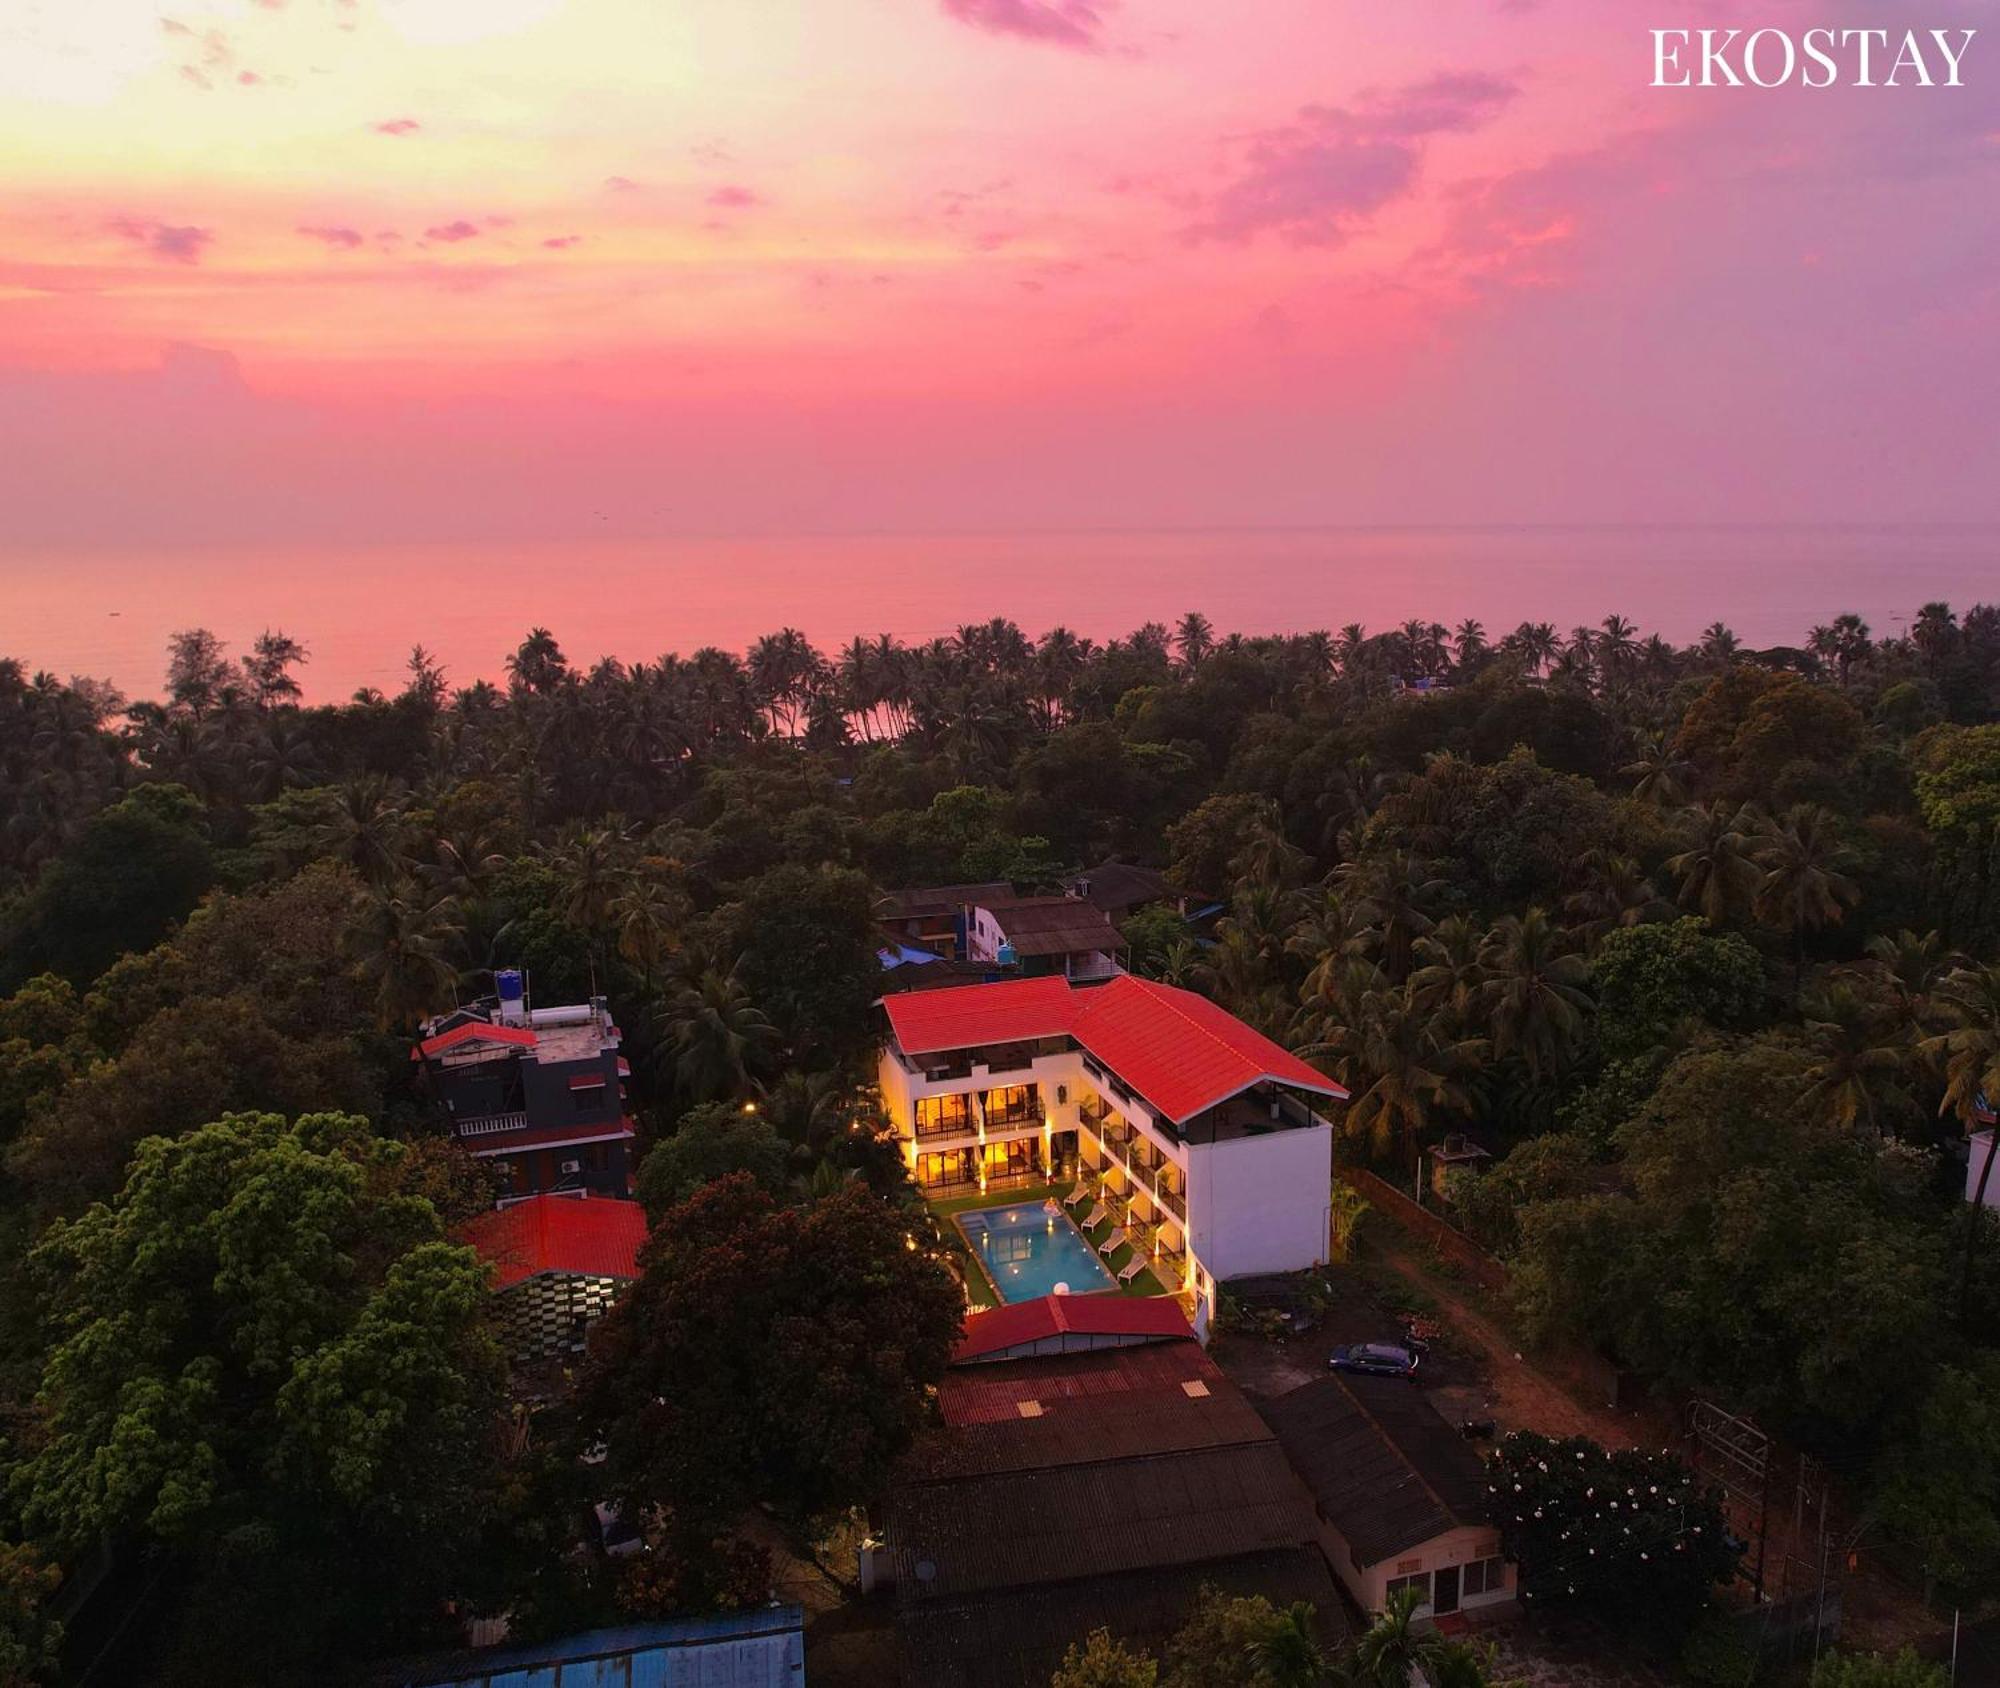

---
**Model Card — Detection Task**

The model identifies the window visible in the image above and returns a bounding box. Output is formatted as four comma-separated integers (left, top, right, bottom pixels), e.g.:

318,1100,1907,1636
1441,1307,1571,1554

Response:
571,1081,607,1113
1384,1572,1431,1606
915,1094,971,1136
1461,1557,1507,1597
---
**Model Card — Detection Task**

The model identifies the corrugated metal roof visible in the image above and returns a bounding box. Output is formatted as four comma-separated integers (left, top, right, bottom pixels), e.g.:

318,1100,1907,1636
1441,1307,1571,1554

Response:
899,1548,1345,1688
397,1608,804,1687
880,974,1347,1124
413,1022,538,1060
459,1194,647,1292
1261,1373,1491,1565
981,896,1122,957
952,1290,1194,1363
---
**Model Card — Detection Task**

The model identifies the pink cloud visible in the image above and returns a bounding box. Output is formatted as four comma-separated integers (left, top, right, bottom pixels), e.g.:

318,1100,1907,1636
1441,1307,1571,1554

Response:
1189,72,1518,246
297,225,365,249
542,235,583,249
422,220,482,243
707,185,763,208
941,0,1107,50
108,219,214,264
373,118,421,137
604,175,640,192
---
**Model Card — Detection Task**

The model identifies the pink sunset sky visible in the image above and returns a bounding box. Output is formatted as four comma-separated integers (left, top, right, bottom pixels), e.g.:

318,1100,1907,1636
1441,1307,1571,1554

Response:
0,0,1994,545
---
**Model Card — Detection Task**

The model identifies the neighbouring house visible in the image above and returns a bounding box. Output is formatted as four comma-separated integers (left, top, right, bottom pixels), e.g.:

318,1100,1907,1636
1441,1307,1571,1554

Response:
1060,859,1178,922
412,969,635,1199
884,1297,1347,1688
876,882,1017,961
965,895,1126,981
877,974,1346,1316
1260,1373,1515,1621
391,1607,805,1686
459,1192,646,1361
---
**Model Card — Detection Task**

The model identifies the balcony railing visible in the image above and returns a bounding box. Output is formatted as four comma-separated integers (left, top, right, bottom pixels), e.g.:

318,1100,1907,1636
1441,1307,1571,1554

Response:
914,1114,975,1141
455,1110,529,1139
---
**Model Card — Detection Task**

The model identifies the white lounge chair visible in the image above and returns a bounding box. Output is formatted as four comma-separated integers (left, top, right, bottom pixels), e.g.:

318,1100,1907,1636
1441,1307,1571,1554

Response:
1097,1227,1127,1259
1116,1256,1147,1286
1081,1202,1109,1231
1062,1183,1093,1211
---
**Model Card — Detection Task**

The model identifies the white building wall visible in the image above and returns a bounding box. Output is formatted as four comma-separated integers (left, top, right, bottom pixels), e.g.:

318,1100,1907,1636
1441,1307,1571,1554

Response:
1185,1122,1333,1279
1967,1131,2000,1208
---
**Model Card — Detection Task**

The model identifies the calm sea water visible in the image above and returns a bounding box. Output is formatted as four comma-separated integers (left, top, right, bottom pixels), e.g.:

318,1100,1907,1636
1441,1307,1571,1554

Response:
2,525,1993,702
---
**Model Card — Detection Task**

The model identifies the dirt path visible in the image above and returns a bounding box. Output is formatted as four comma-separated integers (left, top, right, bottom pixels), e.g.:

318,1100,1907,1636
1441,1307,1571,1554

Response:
1361,1230,1663,1450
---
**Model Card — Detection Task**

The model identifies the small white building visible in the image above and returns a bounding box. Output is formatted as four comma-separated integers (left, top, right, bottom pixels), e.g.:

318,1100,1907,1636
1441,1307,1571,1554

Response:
876,974,1346,1318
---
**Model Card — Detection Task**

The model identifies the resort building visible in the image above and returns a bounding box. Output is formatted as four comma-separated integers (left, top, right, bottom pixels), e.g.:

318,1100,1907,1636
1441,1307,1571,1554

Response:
459,1192,647,1362
1262,1374,1515,1620
885,1296,1346,1688
877,974,1346,1310
412,970,636,1199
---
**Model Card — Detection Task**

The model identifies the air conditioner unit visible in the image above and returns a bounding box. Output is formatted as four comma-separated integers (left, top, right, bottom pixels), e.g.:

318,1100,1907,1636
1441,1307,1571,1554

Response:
559,1159,582,1176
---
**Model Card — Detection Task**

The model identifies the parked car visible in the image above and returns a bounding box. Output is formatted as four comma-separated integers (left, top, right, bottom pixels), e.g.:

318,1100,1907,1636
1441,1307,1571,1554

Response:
1329,1341,1421,1378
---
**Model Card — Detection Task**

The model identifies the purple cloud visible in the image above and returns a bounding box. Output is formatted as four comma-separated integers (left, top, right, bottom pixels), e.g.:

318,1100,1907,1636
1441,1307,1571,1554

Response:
707,185,763,209
1188,72,1518,246
297,225,364,249
604,175,639,193
109,219,214,264
940,0,1107,51
373,118,421,136
542,234,583,249
422,220,481,243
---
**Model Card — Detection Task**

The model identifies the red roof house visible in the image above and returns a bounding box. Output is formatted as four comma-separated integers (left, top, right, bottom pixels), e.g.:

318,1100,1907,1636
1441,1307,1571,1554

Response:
459,1194,647,1358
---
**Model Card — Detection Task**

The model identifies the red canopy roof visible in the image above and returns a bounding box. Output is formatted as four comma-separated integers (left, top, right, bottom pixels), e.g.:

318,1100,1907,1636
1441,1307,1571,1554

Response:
415,1021,538,1060
881,973,1346,1124
954,1291,1195,1363
459,1194,647,1291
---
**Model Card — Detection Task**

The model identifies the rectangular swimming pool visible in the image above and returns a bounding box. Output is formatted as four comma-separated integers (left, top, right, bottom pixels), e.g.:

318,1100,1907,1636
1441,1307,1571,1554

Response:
956,1200,1117,1303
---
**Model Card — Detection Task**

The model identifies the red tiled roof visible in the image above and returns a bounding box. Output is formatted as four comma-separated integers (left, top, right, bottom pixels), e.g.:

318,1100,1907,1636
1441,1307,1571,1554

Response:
882,976,1075,1056
881,974,1347,1124
459,1194,647,1292
953,1291,1195,1363
415,1022,537,1059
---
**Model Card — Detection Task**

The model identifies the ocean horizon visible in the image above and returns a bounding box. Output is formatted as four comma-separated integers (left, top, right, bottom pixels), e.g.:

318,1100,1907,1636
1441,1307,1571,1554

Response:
5,522,1994,703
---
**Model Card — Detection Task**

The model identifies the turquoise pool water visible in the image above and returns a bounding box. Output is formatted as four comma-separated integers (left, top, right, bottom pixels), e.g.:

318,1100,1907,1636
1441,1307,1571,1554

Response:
957,1200,1116,1303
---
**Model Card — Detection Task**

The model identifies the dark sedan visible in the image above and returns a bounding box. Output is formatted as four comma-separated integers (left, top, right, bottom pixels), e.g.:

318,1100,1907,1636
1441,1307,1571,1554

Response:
1329,1341,1421,1378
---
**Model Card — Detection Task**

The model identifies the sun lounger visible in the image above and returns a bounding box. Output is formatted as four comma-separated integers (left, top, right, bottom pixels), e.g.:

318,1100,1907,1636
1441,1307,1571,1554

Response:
1063,1184,1093,1211
1097,1227,1127,1259
1116,1256,1147,1285
1081,1202,1109,1231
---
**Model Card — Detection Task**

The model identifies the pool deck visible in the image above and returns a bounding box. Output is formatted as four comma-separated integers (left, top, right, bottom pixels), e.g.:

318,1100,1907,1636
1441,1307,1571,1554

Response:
929,1180,1165,1309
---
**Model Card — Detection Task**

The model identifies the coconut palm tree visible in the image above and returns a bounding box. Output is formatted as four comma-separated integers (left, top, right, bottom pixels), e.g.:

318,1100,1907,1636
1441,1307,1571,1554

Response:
1754,803,1861,977
346,880,464,1030
1174,611,1216,671
1920,963,2000,1315
1665,801,1765,927
1479,908,1592,1079
310,775,411,890
1800,983,1916,1136
659,964,780,1102
1619,730,1692,807
611,877,682,987
1246,1601,1327,1688
1299,978,1483,1162
1562,850,1667,951
1700,621,1740,665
